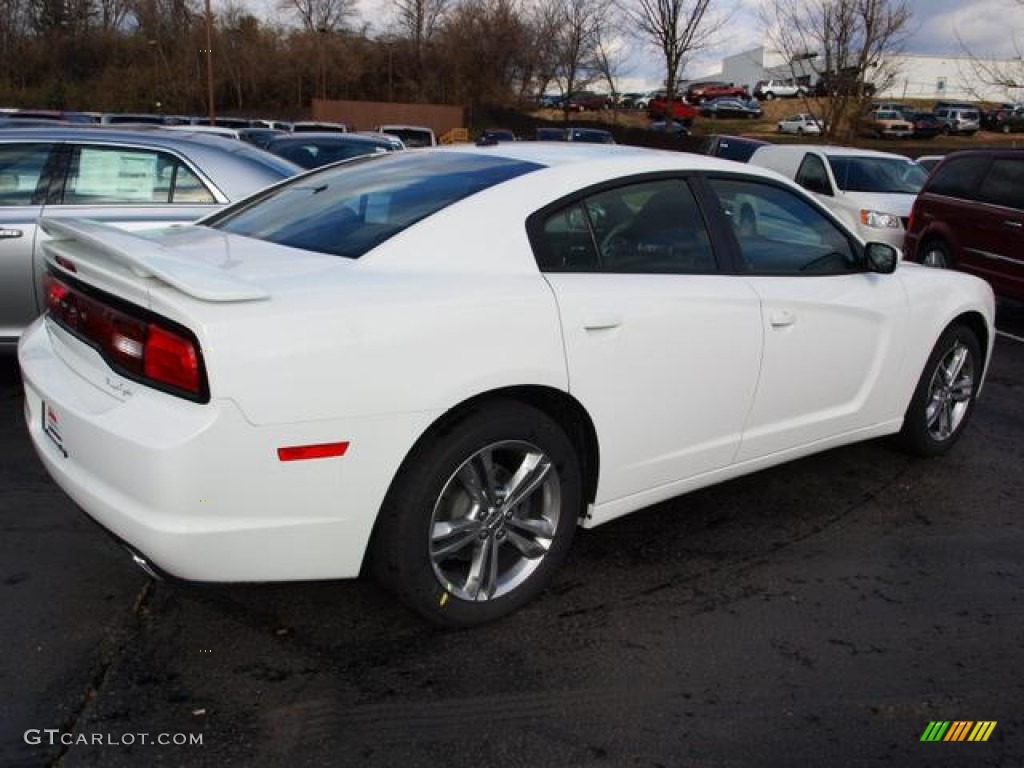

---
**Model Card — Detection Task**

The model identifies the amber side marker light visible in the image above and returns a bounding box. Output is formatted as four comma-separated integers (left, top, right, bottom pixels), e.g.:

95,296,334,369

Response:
277,442,350,462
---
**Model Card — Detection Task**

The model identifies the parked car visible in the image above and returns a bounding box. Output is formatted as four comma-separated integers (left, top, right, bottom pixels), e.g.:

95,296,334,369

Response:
292,120,350,133
265,132,402,169
753,79,806,100
981,105,1024,133
565,91,610,112
813,72,876,98
479,128,517,143
238,127,287,149
19,144,994,628
375,124,437,148
647,120,690,136
749,144,928,248
0,126,299,348
915,154,944,173
565,127,615,144
647,94,698,123
699,97,763,119
685,81,748,103
698,134,769,163
537,93,562,109
776,113,823,135
904,149,1024,300
933,107,980,136
535,127,566,141
906,112,944,139
632,90,663,110
860,110,914,139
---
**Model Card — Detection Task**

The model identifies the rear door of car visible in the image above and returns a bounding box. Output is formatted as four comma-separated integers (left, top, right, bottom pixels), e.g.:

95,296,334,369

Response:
529,174,763,509
969,155,1024,298
0,141,60,343
29,142,223,311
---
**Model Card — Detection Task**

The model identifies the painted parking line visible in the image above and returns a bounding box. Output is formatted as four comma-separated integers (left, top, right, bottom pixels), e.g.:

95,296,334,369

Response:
996,329,1024,343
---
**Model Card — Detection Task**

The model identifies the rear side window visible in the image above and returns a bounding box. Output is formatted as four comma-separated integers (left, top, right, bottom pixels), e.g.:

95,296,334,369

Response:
978,158,1024,210
925,155,990,200
0,143,52,205
532,178,716,274
63,146,216,204
209,152,539,259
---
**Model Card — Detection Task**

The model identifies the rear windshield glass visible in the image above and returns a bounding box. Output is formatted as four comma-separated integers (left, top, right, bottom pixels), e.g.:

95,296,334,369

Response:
826,156,927,194
206,151,540,258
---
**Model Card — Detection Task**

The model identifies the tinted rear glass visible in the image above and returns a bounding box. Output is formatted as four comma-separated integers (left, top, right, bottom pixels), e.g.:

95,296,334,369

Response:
979,157,1024,210
206,151,540,258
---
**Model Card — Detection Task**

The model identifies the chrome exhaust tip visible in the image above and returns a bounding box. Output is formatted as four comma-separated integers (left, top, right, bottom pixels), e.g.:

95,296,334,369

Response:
124,547,163,581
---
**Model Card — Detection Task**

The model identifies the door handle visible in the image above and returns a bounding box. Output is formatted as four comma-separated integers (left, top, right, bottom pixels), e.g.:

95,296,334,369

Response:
0,228,24,239
583,313,623,331
769,310,796,328
1005,221,1023,229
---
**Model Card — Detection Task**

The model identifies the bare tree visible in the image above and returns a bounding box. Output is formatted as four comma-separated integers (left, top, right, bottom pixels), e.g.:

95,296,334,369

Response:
551,0,606,120
592,19,630,116
764,0,912,141
278,0,356,98
954,1,1024,103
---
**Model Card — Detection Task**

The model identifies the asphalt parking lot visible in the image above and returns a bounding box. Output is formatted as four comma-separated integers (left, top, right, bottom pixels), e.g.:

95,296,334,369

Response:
2,302,1023,768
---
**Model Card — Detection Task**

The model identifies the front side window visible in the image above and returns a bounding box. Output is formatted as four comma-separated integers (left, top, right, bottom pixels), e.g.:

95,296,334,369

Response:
708,177,859,275
796,154,833,195
63,146,215,205
532,178,716,274
0,143,53,205
209,151,539,259
826,155,927,194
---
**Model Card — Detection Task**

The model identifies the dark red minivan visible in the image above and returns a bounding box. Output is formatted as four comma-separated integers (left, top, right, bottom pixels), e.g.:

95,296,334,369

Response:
904,149,1024,300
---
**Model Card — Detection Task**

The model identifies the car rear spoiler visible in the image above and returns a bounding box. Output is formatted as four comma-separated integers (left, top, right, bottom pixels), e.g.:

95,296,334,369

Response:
39,217,269,302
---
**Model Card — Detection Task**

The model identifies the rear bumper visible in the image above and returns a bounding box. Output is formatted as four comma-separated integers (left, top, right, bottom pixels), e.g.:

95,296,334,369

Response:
18,318,424,582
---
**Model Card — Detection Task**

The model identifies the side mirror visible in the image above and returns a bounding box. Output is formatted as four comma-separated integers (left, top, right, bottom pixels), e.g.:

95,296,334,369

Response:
865,242,899,274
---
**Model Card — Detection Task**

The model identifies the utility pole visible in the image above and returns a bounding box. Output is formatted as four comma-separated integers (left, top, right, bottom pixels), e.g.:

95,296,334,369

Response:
205,0,216,125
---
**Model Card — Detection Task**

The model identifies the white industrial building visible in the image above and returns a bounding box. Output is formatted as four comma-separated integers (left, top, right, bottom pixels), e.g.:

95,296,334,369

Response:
703,45,1022,103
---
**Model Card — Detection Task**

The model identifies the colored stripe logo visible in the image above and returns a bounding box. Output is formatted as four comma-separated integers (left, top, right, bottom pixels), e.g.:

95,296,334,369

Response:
920,721,997,742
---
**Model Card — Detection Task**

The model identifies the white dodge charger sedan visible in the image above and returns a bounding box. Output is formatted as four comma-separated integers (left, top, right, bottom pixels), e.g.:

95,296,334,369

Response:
18,144,995,626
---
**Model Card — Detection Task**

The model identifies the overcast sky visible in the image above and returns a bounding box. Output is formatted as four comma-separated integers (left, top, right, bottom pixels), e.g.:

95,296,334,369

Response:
267,0,1024,91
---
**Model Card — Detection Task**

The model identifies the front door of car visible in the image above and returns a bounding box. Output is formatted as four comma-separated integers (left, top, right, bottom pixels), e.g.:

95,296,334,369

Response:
0,142,57,343
705,176,909,461
530,177,763,507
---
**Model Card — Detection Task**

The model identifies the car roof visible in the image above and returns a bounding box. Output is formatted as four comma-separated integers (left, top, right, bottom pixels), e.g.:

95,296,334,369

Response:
426,142,783,178
268,132,394,145
762,143,914,160
0,125,300,198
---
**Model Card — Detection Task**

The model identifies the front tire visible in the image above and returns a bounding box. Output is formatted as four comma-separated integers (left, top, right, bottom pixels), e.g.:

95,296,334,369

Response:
921,238,953,269
896,325,981,457
371,400,582,627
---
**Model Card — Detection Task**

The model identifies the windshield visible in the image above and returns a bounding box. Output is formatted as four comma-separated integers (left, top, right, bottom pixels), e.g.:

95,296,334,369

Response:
826,156,927,194
205,151,541,259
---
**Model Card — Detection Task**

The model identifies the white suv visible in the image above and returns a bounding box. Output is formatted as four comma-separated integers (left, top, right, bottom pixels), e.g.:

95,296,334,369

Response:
753,79,805,99
933,107,980,136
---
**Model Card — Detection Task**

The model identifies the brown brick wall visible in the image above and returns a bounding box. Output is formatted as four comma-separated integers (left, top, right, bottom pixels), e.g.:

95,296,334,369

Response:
312,99,466,136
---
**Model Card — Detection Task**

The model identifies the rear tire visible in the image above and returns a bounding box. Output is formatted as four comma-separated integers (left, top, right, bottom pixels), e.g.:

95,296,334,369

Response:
371,400,582,627
896,324,981,457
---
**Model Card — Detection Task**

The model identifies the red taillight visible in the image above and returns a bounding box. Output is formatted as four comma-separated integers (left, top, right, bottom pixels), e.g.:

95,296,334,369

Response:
144,324,201,395
46,273,205,400
277,442,350,462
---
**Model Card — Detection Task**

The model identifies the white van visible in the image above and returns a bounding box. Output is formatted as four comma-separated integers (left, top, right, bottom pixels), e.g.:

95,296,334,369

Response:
748,144,929,248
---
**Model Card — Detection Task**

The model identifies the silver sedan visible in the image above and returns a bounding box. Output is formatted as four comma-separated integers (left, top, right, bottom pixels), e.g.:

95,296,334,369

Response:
0,126,298,349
